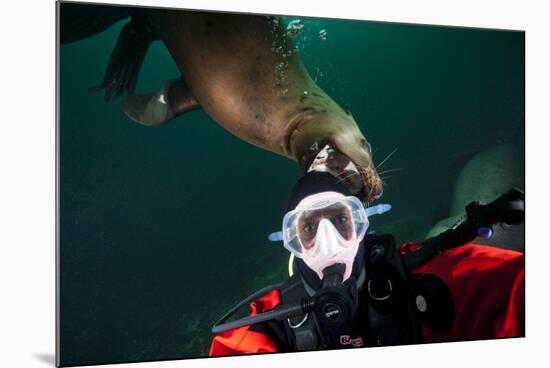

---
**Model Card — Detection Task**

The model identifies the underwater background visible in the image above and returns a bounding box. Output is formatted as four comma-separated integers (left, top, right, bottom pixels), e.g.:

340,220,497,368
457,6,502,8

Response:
59,4,524,366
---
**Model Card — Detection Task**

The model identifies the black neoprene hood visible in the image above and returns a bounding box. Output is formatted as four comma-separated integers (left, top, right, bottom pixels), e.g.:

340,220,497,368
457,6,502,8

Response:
286,171,353,212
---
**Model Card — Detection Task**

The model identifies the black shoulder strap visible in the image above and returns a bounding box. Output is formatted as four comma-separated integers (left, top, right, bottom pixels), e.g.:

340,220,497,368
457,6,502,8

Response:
280,275,323,351
363,233,425,344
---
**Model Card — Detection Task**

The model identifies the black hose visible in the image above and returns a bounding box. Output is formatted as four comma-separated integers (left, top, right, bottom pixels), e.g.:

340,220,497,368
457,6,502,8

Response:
212,300,306,334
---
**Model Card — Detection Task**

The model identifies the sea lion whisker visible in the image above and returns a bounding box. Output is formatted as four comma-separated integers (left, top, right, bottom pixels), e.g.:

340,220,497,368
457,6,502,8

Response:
335,171,358,184
335,167,361,179
378,168,403,176
339,173,356,182
375,148,398,170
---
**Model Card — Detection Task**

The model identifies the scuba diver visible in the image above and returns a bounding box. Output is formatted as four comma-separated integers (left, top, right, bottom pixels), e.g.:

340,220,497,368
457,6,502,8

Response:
209,171,525,355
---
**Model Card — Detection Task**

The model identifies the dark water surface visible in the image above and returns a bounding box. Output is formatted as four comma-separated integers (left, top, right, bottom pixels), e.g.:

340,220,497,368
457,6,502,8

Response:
59,5,524,366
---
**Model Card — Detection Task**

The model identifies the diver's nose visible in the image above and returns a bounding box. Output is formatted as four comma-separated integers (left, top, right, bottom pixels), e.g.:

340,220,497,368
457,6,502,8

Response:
315,219,340,255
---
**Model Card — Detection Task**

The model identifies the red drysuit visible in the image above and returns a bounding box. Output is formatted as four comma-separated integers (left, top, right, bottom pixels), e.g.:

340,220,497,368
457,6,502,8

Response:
209,243,524,356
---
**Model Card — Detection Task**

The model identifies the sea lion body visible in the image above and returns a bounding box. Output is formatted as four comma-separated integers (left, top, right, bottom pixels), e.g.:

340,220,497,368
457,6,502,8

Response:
145,11,330,157
59,6,383,201
144,10,382,200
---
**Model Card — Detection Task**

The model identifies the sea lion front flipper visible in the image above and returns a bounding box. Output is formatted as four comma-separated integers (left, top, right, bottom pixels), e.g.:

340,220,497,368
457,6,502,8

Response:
89,14,158,102
121,78,201,127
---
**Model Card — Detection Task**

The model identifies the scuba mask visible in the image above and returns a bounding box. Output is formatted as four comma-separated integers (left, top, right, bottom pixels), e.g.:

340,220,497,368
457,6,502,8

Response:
282,191,369,282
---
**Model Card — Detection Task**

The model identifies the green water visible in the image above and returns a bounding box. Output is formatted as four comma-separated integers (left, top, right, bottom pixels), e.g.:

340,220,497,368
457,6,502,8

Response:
59,5,524,366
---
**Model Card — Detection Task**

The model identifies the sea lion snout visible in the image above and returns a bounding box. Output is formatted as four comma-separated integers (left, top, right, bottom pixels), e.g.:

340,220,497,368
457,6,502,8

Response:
290,115,383,202
329,144,383,202
359,165,384,201
325,123,383,202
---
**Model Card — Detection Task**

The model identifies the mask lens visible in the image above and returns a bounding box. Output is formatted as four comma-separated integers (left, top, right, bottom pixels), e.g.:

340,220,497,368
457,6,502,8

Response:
282,194,369,259
297,203,354,250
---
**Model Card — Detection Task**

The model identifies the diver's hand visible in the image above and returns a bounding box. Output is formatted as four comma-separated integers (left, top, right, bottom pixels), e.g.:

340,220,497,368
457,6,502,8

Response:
465,188,524,227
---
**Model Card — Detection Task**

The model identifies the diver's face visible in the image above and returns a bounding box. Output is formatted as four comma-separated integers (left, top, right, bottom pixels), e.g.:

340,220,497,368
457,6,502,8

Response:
297,202,354,250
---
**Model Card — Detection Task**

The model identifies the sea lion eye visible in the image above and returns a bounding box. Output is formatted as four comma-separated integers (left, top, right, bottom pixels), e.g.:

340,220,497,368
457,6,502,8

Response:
361,139,372,153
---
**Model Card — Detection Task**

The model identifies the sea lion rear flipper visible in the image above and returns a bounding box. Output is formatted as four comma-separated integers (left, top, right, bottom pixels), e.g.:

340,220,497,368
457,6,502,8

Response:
121,78,201,127
89,14,158,102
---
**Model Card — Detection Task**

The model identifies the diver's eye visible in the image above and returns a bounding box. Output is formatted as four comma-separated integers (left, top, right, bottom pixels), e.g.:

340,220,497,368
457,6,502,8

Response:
334,215,349,225
302,223,315,234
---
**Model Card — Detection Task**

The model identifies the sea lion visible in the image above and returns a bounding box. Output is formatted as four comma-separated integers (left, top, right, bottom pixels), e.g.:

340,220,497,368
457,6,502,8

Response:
424,144,524,252
136,10,383,201
60,6,383,201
